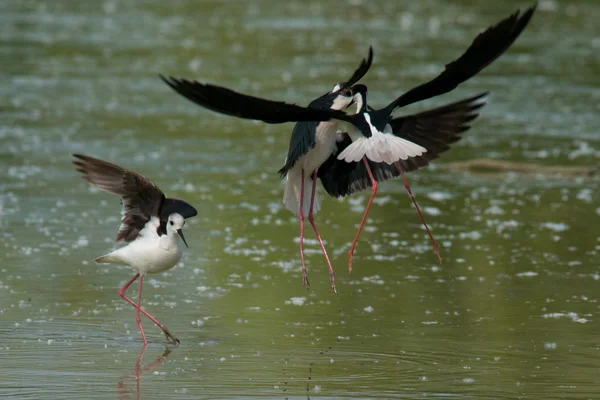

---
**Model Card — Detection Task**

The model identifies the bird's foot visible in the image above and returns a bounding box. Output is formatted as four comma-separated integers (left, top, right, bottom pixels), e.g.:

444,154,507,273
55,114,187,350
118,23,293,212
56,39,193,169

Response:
302,273,310,288
163,330,180,346
330,274,338,295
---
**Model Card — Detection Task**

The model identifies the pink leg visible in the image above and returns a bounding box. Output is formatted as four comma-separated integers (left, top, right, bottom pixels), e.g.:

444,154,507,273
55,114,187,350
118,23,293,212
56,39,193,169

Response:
308,170,337,294
395,162,442,263
348,157,378,274
118,274,180,345
299,170,309,287
136,275,147,345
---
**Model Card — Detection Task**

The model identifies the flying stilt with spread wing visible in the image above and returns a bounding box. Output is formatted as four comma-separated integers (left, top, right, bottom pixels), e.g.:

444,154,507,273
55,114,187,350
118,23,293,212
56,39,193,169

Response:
162,49,377,293
159,2,535,284
321,4,536,271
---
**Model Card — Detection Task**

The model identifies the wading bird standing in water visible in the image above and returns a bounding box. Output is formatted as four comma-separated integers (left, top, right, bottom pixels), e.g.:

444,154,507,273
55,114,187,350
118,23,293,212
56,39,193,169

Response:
73,154,197,345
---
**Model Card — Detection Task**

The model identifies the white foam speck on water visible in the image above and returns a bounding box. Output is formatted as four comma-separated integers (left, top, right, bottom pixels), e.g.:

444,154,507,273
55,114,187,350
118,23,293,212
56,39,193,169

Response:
539,0,559,12
373,196,392,206
540,222,569,232
422,321,438,325
459,231,482,240
568,141,598,159
427,191,453,202
364,306,374,313
285,297,306,306
267,201,282,214
8,165,42,180
576,189,593,203
75,236,88,248
424,206,441,216
485,205,505,215
487,219,520,234
362,275,384,285
596,207,600,216
543,312,588,323
147,279,167,289
516,271,538,277
313,385,321,393
544,342,557,350
463,377,475,384
239,202,260,212
272,260,295,274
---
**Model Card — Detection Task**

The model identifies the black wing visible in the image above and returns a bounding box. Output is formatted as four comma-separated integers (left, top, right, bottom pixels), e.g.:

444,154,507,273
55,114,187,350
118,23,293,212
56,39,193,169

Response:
277,47,374,178
161,75,349,124
339,46,374,90
318,93,487,197
381,4,535,114
73,154,165,243
277,121,320,177
73,154,198,243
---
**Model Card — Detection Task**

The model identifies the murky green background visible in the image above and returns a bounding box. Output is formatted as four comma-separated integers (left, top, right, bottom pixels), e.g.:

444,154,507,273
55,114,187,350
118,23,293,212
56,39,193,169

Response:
2,0,599,398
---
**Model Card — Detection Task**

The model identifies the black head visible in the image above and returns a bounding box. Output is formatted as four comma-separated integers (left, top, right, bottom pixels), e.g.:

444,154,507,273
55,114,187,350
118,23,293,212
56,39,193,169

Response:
308,83,355,111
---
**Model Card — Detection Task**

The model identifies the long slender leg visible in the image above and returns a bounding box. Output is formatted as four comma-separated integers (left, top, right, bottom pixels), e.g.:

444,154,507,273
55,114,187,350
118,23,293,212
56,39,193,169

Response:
118,273,180,344
348,157,378,274
308,170,337,294
395,162,442,263
299,169,309,287
136,275,147,345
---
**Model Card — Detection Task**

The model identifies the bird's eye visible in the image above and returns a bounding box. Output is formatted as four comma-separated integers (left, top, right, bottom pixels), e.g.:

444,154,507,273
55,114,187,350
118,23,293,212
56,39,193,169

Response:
170,220,174,226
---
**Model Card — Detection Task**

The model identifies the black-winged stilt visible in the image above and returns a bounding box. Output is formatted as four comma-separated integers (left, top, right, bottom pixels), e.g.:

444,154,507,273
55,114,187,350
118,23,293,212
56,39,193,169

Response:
73,154,197,345
316,4,536,271
159,3,535,285
319,92,487,271
161,49,374,293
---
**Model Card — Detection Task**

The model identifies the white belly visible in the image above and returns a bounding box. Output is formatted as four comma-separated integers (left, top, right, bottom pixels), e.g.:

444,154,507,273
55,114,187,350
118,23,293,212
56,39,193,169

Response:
115,234,184,275
297,121,340,174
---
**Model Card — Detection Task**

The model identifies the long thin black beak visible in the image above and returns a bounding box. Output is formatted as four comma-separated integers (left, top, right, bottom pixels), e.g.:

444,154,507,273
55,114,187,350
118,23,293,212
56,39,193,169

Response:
177,229,189,248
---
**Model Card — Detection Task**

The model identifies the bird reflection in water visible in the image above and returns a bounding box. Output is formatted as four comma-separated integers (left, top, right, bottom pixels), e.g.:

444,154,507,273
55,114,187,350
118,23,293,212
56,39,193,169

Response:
117,346,172,399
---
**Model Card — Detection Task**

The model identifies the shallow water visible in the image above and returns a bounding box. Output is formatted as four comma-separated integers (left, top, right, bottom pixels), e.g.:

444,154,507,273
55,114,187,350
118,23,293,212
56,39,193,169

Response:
2,0,600,398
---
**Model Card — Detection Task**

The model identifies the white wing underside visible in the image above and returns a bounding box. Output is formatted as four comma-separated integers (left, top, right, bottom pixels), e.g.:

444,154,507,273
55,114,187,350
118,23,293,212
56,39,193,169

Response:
337,122,427,165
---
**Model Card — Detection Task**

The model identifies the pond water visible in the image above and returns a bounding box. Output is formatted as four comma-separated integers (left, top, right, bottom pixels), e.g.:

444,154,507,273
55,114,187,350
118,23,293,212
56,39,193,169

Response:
1,0,599,398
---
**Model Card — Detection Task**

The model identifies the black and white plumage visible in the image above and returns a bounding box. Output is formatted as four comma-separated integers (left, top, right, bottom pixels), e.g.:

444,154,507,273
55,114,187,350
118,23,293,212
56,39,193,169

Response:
316,4,535,271
73,154,197,243
337,4,536,165
162,49,374,293
73,153,197,345
160,4,536,282
318,92,488,197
